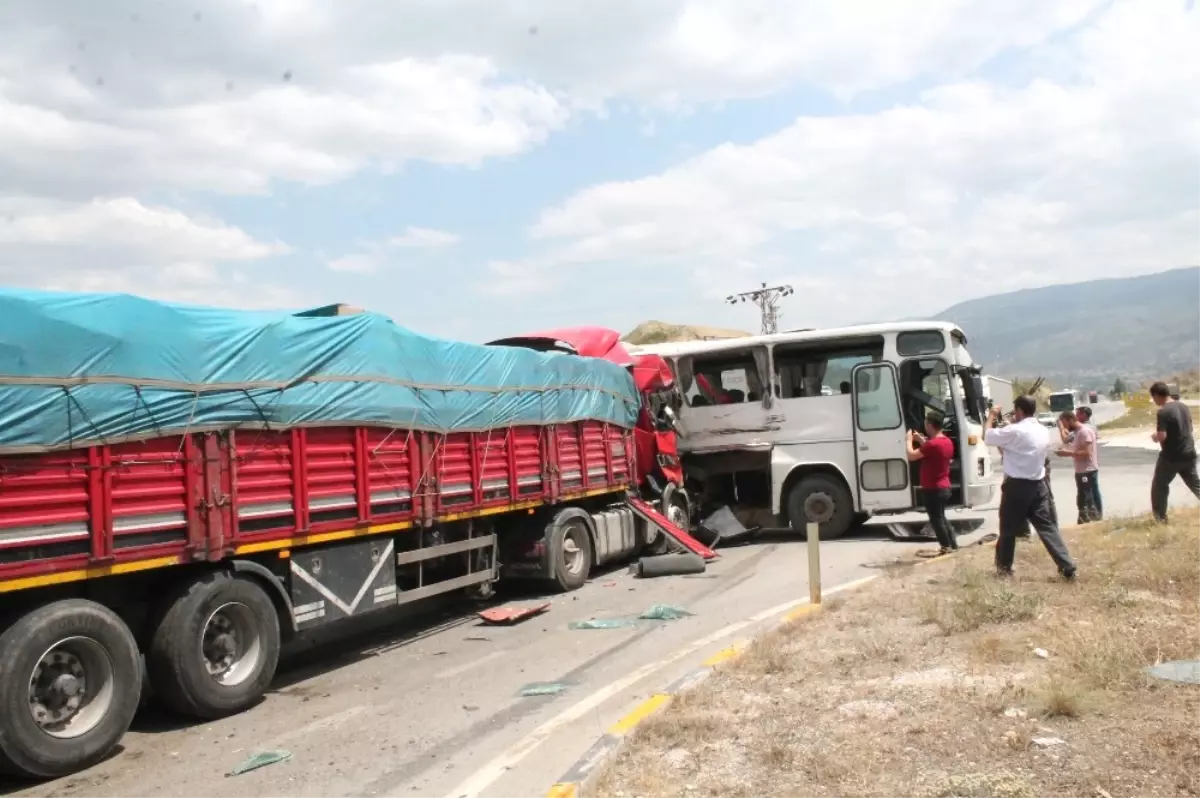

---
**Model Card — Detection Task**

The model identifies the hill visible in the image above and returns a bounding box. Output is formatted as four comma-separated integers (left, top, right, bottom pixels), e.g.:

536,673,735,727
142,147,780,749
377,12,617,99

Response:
936,267,1199,390
622,320,749,346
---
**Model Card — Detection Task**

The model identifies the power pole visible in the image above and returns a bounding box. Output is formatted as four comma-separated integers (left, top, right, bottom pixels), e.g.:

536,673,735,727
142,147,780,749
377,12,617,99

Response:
726,282,794,335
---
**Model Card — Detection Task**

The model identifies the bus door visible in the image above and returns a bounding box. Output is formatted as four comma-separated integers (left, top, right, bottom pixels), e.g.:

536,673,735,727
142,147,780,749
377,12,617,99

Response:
850,362,912,512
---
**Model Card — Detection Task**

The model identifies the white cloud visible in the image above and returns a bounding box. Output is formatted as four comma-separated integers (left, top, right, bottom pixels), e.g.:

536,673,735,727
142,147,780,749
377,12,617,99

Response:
327,226,461,274
0,196,293,306
387,226,461,248
501,0,1200,328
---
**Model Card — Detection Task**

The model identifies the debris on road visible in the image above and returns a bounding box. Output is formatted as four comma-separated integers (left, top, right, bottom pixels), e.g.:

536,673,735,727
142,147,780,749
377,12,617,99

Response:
569,617,641,630
477,603,550,625
464,635,492,642
1145,659,1200,684
1032,647,1050,659
519,681,571,697
639,604,694,621
694,505,761,548
634,552,706,578
227,750,291,777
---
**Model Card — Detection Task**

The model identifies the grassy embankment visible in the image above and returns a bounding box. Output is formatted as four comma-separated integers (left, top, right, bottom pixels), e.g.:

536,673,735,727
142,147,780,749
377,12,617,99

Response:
598,511,1200,798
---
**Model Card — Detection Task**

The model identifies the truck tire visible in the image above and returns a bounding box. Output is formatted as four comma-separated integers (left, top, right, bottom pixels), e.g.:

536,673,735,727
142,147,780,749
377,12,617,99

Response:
548,517,593,592
146,572,280,720
646,490,689,556
787,475,854,541
0,599,141,779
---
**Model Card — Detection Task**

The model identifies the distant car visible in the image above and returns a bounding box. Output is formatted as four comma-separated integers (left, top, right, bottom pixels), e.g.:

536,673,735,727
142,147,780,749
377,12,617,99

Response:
820,385,835,396
1037,412,1057,428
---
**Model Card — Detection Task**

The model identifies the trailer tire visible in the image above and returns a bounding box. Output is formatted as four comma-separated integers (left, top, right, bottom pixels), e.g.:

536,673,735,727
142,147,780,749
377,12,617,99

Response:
647,489,689,556
548,517,593,592
787,475,854,540
0,599,141,779
147,572,280,720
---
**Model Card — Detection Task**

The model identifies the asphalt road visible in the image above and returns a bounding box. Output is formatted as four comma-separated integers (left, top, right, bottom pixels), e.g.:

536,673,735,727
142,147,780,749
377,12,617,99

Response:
4,440,1195,798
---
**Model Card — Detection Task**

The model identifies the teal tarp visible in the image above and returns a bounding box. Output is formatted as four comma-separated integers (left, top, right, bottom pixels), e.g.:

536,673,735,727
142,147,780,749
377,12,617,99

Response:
0,289,640,454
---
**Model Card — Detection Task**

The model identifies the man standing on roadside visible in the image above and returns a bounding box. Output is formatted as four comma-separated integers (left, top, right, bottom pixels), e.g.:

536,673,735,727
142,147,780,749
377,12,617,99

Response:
985,395,1077,580
1076,405,1103,518
1149,381,1200,522
1057,410,1101,523
907,413,957,556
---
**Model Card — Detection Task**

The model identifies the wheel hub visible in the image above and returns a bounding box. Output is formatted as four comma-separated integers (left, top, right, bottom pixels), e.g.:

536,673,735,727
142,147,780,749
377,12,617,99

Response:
27,636,114,738
803,491,835,524
201,602,264,688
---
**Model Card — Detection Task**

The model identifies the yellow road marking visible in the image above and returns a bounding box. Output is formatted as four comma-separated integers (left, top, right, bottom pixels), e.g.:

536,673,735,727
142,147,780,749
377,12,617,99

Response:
607,693,672,735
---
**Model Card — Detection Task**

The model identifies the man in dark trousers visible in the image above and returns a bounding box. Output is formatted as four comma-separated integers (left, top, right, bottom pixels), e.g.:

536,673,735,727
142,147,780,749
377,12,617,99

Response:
1057,409,1101,523
985,395,1077,580
1149,381,1200,522
907,413,957,555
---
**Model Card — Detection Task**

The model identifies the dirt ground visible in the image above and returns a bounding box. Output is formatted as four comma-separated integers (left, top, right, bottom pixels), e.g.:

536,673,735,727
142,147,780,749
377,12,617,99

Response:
597,511,1200,798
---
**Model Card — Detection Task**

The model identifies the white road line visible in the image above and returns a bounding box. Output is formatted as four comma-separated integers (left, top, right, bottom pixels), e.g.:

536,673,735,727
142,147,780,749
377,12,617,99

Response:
439,574,880,798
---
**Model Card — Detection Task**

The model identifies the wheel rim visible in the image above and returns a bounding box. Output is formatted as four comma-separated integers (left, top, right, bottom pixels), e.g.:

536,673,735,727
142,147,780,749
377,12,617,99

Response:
28,636,116,739
666,501,688,530
803,491,836,525
202,602,263,688
562,525,586,576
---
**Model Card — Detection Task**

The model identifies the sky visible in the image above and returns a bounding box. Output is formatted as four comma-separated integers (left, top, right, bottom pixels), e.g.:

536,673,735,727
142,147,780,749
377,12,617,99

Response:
0,0,1196,343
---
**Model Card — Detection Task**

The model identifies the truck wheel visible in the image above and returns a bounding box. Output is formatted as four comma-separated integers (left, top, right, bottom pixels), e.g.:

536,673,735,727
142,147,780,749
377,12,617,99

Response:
549,518,593,592
647,491,689,556
0,599,141,779
147,572,280,720
787,475,854,540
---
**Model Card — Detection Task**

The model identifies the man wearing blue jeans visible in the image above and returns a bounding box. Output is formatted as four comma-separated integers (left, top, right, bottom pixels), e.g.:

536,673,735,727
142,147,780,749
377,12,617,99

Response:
1058,409,1101,523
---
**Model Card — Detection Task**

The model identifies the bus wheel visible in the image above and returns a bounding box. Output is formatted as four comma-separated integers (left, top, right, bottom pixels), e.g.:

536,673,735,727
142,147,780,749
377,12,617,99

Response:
147,572,280,720
787,475,854,540
0,599,141,778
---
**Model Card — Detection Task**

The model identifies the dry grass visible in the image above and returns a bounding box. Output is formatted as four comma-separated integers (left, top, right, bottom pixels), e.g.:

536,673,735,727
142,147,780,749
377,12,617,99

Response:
1101,392,1157,431
595,510,1200,798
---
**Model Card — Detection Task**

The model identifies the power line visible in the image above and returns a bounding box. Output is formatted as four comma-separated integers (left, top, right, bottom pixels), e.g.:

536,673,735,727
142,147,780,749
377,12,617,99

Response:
726,282,794,335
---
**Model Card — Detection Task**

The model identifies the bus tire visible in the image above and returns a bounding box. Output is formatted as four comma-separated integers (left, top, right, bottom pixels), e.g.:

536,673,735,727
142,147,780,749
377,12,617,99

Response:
147,572,280,720
548,517,593,592
787,475,854,540
0,599,141,779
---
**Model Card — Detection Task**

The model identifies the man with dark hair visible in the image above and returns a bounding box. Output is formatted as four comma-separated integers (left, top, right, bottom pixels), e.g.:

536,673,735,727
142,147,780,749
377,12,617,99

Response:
1075,405,1103,517
907,412,957,555
1149,381,1200,521
1057,408,1101,523
985,395,1077,580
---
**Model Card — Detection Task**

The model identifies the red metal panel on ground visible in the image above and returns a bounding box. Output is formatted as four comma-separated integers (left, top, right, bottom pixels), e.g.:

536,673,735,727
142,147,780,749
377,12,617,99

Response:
626,496,717,560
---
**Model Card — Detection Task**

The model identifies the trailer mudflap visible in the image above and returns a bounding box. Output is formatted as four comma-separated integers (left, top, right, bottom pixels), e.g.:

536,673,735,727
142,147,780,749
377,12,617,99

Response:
625,497,718,560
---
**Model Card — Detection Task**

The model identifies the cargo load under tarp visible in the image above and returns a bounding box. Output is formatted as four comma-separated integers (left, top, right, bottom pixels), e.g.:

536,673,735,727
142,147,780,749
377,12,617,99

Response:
0,289,640,454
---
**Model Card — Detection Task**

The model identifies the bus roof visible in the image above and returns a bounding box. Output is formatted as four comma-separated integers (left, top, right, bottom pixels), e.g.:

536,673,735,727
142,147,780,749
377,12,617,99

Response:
628,320,967,359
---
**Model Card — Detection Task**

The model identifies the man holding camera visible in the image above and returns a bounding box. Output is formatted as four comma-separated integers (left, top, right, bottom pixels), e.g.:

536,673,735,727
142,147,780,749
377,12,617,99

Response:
985,395,1077,580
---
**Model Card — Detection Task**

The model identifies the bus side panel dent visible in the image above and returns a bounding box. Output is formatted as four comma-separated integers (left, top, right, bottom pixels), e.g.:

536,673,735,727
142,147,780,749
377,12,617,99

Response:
770,443,856,517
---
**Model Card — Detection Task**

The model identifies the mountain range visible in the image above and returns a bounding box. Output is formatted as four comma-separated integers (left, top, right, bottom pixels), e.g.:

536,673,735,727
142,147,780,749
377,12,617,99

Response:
935,267,1199,389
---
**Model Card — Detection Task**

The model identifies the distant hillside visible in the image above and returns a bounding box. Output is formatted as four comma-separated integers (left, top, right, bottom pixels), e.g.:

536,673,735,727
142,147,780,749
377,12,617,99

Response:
936,267,1200,390
623,320,749,346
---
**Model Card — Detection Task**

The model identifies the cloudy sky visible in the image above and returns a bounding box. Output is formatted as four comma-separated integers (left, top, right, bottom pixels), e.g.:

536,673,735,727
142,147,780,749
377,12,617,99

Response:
1,0,1196,341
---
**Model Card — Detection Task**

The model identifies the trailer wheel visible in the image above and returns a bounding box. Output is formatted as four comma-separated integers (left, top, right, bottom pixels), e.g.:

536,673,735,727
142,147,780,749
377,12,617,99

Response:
0,599,141,779
787,475,854,540
147,572,280,720
549,517,593,592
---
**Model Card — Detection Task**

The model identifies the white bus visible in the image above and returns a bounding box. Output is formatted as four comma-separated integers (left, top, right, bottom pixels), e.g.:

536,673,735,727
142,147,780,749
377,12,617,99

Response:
1048,388,1082,414
633,321,996,539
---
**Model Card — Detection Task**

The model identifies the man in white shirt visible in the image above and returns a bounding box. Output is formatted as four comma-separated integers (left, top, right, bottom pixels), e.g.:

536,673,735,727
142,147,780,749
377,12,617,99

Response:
984,395,1077,580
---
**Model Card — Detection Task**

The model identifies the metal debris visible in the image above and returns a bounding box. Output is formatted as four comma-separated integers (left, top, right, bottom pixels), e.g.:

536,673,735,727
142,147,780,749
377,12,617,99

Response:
477,603,550,625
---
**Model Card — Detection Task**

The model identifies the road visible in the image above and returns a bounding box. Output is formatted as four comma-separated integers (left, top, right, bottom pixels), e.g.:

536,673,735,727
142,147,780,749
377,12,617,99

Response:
4,444,1195,798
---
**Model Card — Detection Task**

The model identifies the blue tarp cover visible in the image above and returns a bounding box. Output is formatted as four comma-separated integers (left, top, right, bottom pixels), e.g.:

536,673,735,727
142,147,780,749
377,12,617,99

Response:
0,289,640,454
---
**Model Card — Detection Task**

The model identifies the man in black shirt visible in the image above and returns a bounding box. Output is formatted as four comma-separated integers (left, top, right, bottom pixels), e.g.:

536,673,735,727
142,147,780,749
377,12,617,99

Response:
1149,381,1200,522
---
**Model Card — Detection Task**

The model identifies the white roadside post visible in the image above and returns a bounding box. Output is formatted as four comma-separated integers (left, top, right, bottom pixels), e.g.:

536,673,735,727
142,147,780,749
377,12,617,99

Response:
807,522,821,605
